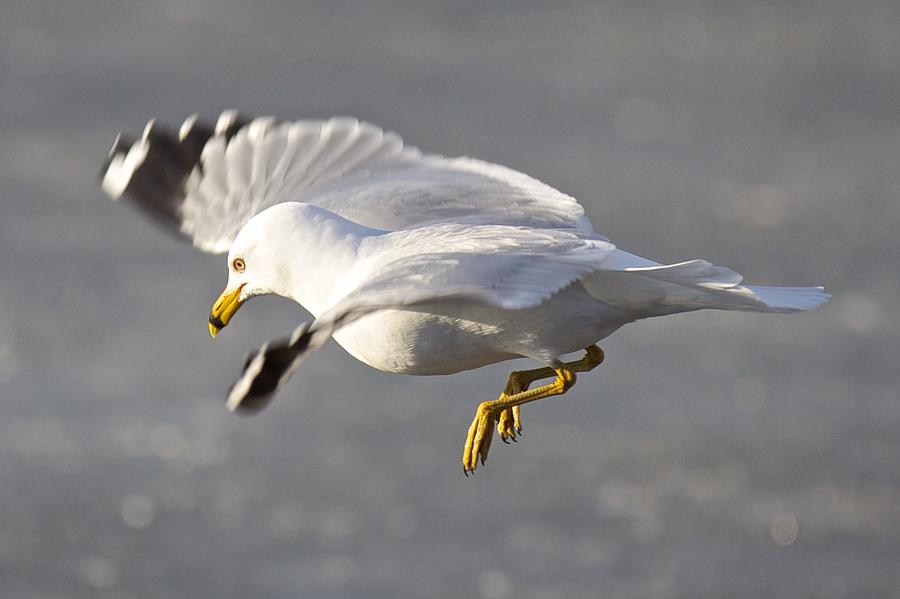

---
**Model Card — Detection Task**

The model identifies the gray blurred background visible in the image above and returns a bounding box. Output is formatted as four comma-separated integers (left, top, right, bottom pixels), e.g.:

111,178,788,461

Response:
2,1,898,597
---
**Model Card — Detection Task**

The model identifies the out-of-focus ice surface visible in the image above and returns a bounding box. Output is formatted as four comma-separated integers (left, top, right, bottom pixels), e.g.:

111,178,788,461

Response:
2,1,898,597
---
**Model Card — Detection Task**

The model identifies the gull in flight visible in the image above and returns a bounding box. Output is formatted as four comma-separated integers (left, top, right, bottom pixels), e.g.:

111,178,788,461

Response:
101,111,829,474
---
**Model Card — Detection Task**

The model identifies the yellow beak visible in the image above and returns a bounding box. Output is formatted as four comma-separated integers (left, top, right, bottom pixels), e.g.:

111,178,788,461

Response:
208,284,245,338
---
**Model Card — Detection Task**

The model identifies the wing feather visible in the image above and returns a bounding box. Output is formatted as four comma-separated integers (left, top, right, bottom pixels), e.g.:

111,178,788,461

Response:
100,111,592,254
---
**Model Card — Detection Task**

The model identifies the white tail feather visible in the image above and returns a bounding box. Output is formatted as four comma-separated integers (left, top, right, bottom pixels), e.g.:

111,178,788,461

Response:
744,285,830,312
584,256,829,315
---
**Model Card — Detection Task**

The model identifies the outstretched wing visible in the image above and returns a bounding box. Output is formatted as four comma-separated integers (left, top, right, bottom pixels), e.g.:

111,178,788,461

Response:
226,224,614,412
101,110,592,254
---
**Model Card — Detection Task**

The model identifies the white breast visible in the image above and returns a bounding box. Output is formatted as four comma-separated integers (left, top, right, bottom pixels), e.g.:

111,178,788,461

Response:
332,309,517,375
330,284,630,375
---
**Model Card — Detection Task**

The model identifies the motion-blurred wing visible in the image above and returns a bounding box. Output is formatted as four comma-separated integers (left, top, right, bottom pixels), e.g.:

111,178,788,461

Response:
101,111,592,254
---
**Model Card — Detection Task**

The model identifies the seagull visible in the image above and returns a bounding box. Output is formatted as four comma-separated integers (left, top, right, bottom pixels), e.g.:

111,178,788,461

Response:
101,111,829,474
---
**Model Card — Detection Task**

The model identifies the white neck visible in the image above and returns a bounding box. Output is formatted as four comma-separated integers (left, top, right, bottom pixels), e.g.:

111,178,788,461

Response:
265,203,380,317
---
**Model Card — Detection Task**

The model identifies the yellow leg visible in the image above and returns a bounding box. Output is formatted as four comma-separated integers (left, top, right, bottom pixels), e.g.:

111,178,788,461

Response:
496,345,605,442
463,345,605,475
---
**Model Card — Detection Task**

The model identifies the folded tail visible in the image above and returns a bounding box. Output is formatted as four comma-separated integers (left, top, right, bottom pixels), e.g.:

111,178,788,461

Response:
584,256,829,315
741,285,830,313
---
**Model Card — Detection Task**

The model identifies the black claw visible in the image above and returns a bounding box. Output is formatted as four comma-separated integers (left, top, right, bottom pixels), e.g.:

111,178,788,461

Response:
511,435,518,443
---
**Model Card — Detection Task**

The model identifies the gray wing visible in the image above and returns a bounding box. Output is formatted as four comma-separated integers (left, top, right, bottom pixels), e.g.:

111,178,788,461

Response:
101,110,593,254
337,224,615,313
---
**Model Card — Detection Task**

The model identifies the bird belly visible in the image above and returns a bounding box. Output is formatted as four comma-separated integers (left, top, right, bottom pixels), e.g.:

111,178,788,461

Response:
332,309,518,375
330,284,629,375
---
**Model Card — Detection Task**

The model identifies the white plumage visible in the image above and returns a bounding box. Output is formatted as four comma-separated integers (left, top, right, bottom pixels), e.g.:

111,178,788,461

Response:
101,111,829,468
219,202,826,378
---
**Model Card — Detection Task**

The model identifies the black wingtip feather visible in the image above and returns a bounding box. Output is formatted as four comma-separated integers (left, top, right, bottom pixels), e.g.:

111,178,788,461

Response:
226,324,313,414
99,110,251,242
229,344,299,413
99,133,134,179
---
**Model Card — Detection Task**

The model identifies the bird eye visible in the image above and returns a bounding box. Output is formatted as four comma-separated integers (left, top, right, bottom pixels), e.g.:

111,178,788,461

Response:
232,257,246,272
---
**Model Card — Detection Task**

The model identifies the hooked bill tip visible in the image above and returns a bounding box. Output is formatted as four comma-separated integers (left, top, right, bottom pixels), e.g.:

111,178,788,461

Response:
208,319,222,338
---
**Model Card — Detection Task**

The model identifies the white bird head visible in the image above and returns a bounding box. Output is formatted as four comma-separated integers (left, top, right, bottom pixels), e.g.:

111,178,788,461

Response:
207,204,304,337
207,202,365,337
